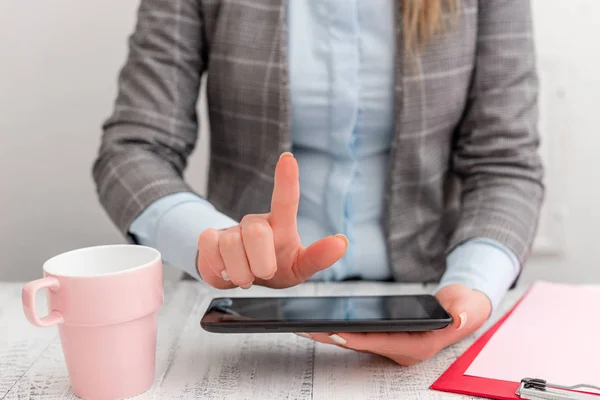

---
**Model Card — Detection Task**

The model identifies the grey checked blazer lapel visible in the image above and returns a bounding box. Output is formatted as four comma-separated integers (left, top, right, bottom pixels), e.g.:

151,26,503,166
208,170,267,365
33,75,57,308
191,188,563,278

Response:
204,0,291,175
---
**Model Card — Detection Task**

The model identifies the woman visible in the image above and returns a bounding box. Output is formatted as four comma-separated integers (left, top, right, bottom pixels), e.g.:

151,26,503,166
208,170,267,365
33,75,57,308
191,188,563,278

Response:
93,0,543,365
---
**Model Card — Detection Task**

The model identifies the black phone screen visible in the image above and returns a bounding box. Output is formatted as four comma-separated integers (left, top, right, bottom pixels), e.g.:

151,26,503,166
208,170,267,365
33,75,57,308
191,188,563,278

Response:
202,295,450,323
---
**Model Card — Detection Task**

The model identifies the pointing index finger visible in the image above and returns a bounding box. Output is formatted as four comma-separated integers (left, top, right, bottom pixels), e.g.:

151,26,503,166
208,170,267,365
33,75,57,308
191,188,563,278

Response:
269,152,299,232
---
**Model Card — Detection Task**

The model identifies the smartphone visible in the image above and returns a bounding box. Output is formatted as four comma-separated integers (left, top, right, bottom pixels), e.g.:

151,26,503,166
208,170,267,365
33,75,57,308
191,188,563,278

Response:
200,295,452,333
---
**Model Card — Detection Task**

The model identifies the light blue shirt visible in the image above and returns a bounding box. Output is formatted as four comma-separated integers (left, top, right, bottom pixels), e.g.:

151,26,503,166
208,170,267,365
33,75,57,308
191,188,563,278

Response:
130,0,520,312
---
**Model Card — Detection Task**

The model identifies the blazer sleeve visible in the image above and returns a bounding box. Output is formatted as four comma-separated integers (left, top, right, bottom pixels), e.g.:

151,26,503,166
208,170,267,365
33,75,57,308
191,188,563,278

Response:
92,0,206,235
448,0,545,266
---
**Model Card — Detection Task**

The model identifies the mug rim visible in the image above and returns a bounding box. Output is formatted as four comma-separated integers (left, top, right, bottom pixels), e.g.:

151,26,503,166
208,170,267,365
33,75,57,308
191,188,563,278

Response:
42,244,161,279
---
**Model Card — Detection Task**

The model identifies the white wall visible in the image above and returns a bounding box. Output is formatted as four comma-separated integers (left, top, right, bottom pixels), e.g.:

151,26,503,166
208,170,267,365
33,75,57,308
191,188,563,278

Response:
1,0,599,283
0,0,206,281
521,0,600,284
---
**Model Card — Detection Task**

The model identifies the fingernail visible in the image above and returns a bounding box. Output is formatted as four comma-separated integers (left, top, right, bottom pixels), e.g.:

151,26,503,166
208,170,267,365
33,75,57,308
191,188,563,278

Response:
221,270,230,281
263,270,276,280
240,282,253,290
328,334,347,345
335,234,349,249
457,312,468,330
279,152,294,160
295,332,312,339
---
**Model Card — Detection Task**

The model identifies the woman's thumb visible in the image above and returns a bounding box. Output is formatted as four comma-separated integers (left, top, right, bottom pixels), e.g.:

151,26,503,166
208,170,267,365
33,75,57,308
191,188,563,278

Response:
439,294,470,331
295,234,348,281
451,306,469,331
435,284,478,331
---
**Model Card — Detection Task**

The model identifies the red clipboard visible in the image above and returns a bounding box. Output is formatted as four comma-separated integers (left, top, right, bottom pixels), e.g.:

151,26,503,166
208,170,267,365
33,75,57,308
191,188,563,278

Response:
430,294,527,400
431,283,600,400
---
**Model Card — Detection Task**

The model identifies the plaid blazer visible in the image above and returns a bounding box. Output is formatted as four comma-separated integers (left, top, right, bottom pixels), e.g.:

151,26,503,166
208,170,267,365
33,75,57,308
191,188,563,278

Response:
93,0,544,283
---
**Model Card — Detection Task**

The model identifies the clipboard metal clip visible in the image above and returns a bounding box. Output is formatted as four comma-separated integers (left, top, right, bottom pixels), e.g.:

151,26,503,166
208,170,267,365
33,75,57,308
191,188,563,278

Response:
517,378,600,400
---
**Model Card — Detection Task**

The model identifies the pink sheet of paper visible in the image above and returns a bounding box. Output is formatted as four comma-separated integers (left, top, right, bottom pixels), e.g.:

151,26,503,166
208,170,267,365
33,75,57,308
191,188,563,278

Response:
465,281,600,386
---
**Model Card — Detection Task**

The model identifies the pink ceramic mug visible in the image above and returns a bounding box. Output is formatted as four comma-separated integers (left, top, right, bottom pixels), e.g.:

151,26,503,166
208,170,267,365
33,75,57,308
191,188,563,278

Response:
22,245,163,400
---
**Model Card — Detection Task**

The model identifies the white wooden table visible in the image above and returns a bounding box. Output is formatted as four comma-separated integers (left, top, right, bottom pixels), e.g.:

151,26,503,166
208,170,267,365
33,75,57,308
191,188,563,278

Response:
0,280,524,399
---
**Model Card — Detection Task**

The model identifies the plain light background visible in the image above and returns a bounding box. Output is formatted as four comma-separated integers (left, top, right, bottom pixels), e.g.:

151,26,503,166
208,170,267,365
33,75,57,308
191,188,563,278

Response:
1,0,599,283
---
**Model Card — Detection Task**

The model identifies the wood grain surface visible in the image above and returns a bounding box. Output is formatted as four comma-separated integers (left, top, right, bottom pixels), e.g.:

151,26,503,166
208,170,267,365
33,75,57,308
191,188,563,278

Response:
0,281,525,399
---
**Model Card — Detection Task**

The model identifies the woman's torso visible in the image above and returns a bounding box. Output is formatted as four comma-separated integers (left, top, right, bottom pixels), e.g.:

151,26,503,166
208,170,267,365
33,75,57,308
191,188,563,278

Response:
197,0,475,282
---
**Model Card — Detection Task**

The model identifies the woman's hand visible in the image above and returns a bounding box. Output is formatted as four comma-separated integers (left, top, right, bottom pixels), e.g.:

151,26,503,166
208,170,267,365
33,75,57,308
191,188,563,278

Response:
197,153,348,289
308,284,492,366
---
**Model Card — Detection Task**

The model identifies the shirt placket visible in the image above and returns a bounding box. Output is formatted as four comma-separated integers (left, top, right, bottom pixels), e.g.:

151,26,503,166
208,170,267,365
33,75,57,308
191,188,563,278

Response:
325,0,361,280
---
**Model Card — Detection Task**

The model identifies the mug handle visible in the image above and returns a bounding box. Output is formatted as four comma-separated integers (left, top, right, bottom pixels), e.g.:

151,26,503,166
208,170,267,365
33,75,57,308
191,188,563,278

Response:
22,277,64,327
